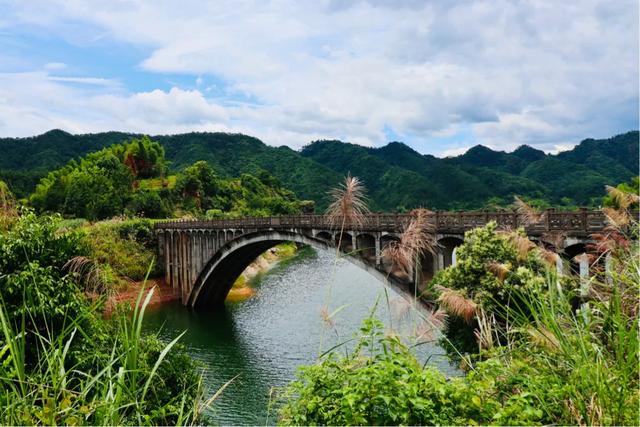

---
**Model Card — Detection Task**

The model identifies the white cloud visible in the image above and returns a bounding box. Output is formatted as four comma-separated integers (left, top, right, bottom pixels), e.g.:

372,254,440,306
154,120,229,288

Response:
44,62,67,70
0,0,637,155
0,72,230,136
47,76,117,86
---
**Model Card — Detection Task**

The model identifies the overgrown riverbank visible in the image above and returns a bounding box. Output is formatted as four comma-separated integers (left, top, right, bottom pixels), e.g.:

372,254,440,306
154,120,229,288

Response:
0,210,209,425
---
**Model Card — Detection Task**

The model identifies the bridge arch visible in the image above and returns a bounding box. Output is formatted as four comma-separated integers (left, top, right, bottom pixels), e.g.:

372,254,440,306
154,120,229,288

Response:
315,231,333,241
438,236,464,268
188,230,414,309
356,233,376,261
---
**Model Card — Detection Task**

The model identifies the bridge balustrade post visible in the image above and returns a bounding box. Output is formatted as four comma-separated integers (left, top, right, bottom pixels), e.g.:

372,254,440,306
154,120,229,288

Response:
580,208,588,232
577,253,590,297
604,252,613,285
555,254,564,275
437,250,445,271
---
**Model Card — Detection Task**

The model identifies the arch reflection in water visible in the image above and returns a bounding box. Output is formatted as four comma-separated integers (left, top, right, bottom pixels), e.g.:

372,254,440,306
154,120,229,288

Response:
143,247,455,426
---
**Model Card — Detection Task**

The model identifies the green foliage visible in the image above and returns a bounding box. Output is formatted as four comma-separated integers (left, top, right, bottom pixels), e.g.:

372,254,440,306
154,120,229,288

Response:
28,135,305,219
0,208,84,277
429,222,563,355
280,316,550,426
280,246,639,426
3,129,636,211
174,161,303,217
126,189,172,218
432,223,548,311
0,211,208,425
29,136,167,220
83,218,159,281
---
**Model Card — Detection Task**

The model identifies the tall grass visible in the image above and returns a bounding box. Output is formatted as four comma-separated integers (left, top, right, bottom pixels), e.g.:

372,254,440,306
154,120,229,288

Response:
485,245,640,425
0,283,210,426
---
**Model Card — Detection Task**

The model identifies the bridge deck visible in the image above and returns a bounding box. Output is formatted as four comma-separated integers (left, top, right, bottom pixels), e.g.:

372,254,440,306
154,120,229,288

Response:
154,209,609,236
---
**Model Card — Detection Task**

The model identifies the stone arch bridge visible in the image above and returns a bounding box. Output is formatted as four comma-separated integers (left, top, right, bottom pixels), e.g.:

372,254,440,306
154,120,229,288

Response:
154,210,608,309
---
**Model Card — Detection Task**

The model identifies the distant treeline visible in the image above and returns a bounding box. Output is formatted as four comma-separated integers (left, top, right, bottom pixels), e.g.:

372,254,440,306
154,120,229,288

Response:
1,129,637,211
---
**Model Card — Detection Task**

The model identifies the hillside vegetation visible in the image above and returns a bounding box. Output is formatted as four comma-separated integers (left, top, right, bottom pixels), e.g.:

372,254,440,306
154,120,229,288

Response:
1,129,637,210
27,136,306,220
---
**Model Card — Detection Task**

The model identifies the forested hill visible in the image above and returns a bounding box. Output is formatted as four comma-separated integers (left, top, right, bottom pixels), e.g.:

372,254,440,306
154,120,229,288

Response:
1,129,637,210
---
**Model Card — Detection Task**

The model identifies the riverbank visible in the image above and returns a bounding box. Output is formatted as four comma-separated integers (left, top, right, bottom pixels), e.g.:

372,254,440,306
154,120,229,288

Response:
102,278,180,316
104,242,301,313
227,242,298,302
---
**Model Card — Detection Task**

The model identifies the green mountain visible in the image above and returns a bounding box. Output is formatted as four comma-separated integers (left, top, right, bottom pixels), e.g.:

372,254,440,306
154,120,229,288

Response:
0,129,637,211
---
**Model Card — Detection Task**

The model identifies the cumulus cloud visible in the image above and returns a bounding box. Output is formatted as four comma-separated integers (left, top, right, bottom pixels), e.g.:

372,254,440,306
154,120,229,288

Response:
0,72,230,135
0,0,637,155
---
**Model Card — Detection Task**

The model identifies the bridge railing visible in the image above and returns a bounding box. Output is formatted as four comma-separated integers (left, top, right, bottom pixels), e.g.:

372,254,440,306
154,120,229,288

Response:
154,209,611,234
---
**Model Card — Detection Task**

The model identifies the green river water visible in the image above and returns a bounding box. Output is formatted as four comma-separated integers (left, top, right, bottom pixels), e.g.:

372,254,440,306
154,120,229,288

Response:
143,247,456,425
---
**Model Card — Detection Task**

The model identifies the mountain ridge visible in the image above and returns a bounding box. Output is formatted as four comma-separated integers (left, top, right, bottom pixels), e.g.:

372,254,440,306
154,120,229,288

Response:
1,129,637,210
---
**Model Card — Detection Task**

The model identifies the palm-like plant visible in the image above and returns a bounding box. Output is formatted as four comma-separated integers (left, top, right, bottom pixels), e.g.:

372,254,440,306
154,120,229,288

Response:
325,174,369,230
325,174,370,253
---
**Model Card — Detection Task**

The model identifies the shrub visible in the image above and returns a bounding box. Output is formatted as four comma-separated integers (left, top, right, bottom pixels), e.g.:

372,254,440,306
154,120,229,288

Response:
280,258,639,426
83,218,158,281
430,222,564,355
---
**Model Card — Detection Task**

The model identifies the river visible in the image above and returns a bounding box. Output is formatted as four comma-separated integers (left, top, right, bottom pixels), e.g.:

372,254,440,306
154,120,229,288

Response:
143,246,456,425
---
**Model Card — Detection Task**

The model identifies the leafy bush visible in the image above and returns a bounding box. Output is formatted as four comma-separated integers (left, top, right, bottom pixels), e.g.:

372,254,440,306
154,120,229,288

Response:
126,189,171,218
280,317,547,425
280,251,639,426
431,222,549,311
0,211,208,425
83,218,158,281
0,208,85,275
429,222,565,354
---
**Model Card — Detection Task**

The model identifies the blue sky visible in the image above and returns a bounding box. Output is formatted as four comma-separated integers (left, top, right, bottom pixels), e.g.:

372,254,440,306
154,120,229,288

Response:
0,0,637,156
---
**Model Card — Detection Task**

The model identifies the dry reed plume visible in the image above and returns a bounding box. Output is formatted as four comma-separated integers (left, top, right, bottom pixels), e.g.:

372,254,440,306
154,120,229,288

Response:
64,256,113,296
513,195,545,226
541,231,566,250
486,261,510,282
605,185,639,210
587,185,638,258
382,208,436,276
603,206,631,229
536,244,560,268
499,230,536,260
0,181,17,228
319,305,335,328
325,174,370,230
436,286,477,323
